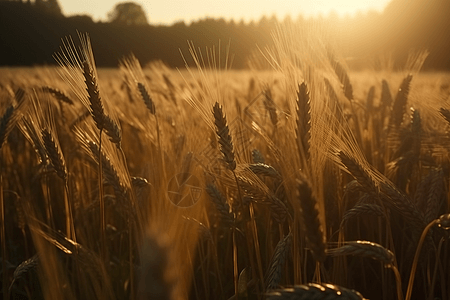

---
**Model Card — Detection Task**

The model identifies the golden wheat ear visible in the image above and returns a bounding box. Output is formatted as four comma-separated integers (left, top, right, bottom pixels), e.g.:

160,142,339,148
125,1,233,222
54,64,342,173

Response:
41,128,67,181
55,33,122,149
295,82,311,161
389,74,413,129
120,55,157,115
212,102,236,171
327,51,354,102
205,182,234,226
0,88,26,149
137,82,156,115
43,86,74,105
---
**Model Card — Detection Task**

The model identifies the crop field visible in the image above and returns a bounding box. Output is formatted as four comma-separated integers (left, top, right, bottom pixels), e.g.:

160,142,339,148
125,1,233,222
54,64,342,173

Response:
1,32,450,300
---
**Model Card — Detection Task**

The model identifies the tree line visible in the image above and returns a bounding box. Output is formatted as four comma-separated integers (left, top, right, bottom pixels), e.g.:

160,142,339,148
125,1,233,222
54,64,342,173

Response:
0,0,449,70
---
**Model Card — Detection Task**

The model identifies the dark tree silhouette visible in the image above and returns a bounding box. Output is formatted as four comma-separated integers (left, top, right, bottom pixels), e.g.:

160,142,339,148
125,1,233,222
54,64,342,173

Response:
1,0,450,69
35,0,62,16
107,2,149,26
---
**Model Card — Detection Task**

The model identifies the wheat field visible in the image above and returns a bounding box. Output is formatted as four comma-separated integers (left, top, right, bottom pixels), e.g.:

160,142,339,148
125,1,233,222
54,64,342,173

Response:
1,31,450,300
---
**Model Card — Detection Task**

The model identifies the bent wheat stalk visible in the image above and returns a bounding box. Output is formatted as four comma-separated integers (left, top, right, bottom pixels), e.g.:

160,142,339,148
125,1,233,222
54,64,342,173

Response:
267,283,366,300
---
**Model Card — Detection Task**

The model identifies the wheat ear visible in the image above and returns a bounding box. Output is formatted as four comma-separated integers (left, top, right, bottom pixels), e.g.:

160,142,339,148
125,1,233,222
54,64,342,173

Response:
295,82,311,161
0,88,26,149
263,87,278,127
248,163,281,179
297,177,326,262
341,203,386,226
212,102,236,171
380,79,393,108
83,61,105,131
206,183,234,225
329,56,354,101
266,232,292,290
338,151,376,193
327,241,394,265
137,82,156,115
390,74,413,128
41,129,67,181
43,86,74,105
251,149,265,164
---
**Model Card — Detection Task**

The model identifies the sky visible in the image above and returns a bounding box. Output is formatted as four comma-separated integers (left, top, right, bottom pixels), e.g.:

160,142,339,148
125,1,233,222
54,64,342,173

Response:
58,0,393,25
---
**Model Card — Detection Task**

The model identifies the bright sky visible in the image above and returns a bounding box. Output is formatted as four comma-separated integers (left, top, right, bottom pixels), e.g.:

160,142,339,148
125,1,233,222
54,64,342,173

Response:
58,0,392,25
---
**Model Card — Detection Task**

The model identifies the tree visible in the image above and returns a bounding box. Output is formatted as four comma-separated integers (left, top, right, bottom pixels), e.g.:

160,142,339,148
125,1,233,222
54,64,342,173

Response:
107,2,149,26
35,0,62,16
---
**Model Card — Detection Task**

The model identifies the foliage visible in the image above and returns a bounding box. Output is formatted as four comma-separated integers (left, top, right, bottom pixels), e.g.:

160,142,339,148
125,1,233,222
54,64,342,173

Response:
107,2,149,26
1,0,450,69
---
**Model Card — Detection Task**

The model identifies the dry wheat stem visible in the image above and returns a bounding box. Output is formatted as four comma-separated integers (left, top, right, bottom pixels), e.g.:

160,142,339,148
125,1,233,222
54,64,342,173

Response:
405,219,439,300
267,283,366,300
297,177,326,262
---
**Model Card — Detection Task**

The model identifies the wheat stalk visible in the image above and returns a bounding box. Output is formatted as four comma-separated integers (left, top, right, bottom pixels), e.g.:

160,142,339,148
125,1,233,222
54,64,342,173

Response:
390,74,413,128
338,151,377,193
205,183,234,226
295,82,311,161
380,79,393,109
341,203,386,226
83,61,122,148
251,149,265,164
263,86,278,127
328,54,354,101
266,194,290,224
297,177,326,262
8,254,39,298
82,61,105,131
0,88,26,149
43,86,74,105
267,283,366,300
137,82,156,115
212,102,236,171
248,163,281,179
327,240,395,265
266,232,292,290
41,129,67,181
424,168,444,224
86,140,128,201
